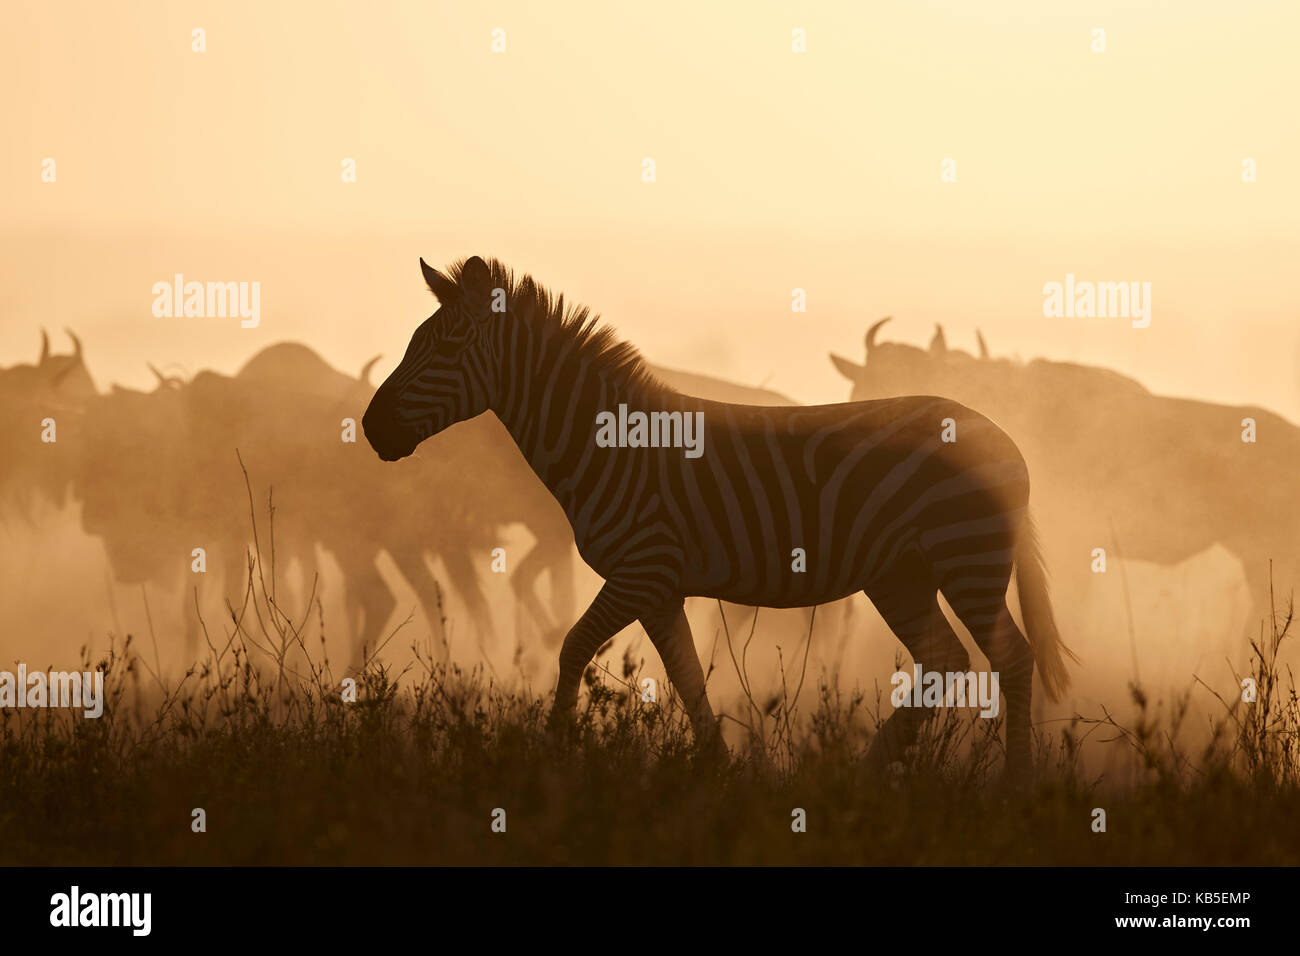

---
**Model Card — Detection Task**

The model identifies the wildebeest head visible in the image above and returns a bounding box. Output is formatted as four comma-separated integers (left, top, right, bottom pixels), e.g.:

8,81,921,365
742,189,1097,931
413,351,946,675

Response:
364,256,499,461
0,330,98,516
42,329,97,403
830,318,984,401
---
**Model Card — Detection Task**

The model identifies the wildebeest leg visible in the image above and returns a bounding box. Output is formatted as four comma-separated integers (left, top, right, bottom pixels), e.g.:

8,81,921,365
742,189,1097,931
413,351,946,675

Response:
440,547,496,662
865,554,969,770
545,538,576,631
510,542,560,645
176,550,205,666
187,546,248,666
385,541,450,662
181,545,243,666
342,557,396,671
181,589,201,667
640,601,717,745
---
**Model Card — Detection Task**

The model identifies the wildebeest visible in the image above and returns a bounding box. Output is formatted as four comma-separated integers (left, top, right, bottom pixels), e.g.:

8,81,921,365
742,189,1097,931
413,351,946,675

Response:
75,344,538,668
19,330,805,675
0,332,96,522
832,319,1300,684
76,375,261,654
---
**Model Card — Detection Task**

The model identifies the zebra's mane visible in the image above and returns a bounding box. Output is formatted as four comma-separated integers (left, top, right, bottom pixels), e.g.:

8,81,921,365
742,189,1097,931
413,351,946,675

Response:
443,257,670,397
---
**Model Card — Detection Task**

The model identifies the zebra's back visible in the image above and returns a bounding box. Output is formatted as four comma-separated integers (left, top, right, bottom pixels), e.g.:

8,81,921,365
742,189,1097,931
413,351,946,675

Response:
587,393,1032,606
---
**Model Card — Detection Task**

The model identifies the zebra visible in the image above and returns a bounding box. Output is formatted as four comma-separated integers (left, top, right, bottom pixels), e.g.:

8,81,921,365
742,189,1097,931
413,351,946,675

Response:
362,256,1076,776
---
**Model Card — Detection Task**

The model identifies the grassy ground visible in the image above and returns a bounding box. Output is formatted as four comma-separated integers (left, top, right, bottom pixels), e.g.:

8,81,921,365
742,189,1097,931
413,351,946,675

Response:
3,495,1298,865
2,605,1297,866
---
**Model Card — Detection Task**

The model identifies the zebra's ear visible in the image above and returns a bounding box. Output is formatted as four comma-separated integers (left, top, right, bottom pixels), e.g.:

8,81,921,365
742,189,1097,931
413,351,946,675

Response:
830,354,864,381
459,256,493,312
420,258,460,305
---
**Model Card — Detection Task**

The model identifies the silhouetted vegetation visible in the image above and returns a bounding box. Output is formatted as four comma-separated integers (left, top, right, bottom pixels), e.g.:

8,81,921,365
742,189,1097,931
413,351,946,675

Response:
1,503,1296,865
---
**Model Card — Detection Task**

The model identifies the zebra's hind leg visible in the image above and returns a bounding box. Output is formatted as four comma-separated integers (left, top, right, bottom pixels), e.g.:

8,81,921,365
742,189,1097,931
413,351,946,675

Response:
640,601,720,752
941,574,1035,781
865,557,969,772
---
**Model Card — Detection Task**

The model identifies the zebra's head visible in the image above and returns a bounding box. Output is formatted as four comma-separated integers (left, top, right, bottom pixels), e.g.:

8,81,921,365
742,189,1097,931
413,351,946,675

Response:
363,256,499,461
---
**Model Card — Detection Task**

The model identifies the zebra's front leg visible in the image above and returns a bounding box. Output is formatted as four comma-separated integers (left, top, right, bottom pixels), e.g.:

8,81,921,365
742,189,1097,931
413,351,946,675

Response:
550,578,651,722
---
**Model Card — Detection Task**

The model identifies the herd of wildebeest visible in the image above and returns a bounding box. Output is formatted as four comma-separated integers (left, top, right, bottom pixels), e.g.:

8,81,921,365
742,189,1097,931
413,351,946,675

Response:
3,320,1297,700
2,330,799,673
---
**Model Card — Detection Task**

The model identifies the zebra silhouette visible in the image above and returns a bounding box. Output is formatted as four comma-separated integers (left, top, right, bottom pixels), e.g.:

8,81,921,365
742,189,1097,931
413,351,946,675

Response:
363,256,1075,775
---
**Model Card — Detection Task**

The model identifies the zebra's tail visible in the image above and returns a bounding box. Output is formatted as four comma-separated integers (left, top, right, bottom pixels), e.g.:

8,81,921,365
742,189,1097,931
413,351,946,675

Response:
1014,511,1078,702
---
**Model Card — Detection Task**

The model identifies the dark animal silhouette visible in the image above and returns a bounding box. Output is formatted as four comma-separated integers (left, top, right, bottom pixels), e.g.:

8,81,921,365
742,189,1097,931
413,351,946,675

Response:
831,319,1300,671
75,346,515,667
0,331,96,523
364,257,1074,775
76,376,257,654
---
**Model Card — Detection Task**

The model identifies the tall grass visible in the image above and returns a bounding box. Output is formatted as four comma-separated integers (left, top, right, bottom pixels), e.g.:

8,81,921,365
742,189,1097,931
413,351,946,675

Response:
1,492,1297,865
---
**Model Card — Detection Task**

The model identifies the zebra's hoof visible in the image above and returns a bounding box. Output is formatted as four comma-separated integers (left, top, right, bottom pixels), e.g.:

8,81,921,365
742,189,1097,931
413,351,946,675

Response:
1000,760,1034,794
545,706,578,743
692,725,729,764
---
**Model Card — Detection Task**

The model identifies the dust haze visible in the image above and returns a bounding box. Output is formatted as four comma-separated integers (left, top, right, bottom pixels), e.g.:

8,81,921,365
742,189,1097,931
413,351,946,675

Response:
4,0,1300,781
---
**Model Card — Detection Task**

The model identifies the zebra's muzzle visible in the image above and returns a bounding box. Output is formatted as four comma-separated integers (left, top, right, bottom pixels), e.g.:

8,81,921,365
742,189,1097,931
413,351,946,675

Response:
362,395,418,461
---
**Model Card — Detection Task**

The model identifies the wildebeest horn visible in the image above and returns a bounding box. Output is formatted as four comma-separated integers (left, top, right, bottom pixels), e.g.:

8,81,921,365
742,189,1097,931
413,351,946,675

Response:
360,354,381,385
40,329,50,364
66,329,82,359
864,316,892,352
146,363,185,388
976,329,989,359
929,324,948,355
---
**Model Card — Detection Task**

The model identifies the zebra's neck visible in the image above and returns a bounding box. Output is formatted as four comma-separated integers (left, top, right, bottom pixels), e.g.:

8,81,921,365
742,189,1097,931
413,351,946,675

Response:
489,320,680,519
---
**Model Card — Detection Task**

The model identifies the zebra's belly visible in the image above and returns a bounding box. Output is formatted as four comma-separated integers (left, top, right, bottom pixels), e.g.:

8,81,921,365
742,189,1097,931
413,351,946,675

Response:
681,567,861,608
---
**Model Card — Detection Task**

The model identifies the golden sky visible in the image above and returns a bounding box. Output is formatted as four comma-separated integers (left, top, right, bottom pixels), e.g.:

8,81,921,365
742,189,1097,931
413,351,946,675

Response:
3,0,1298,414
